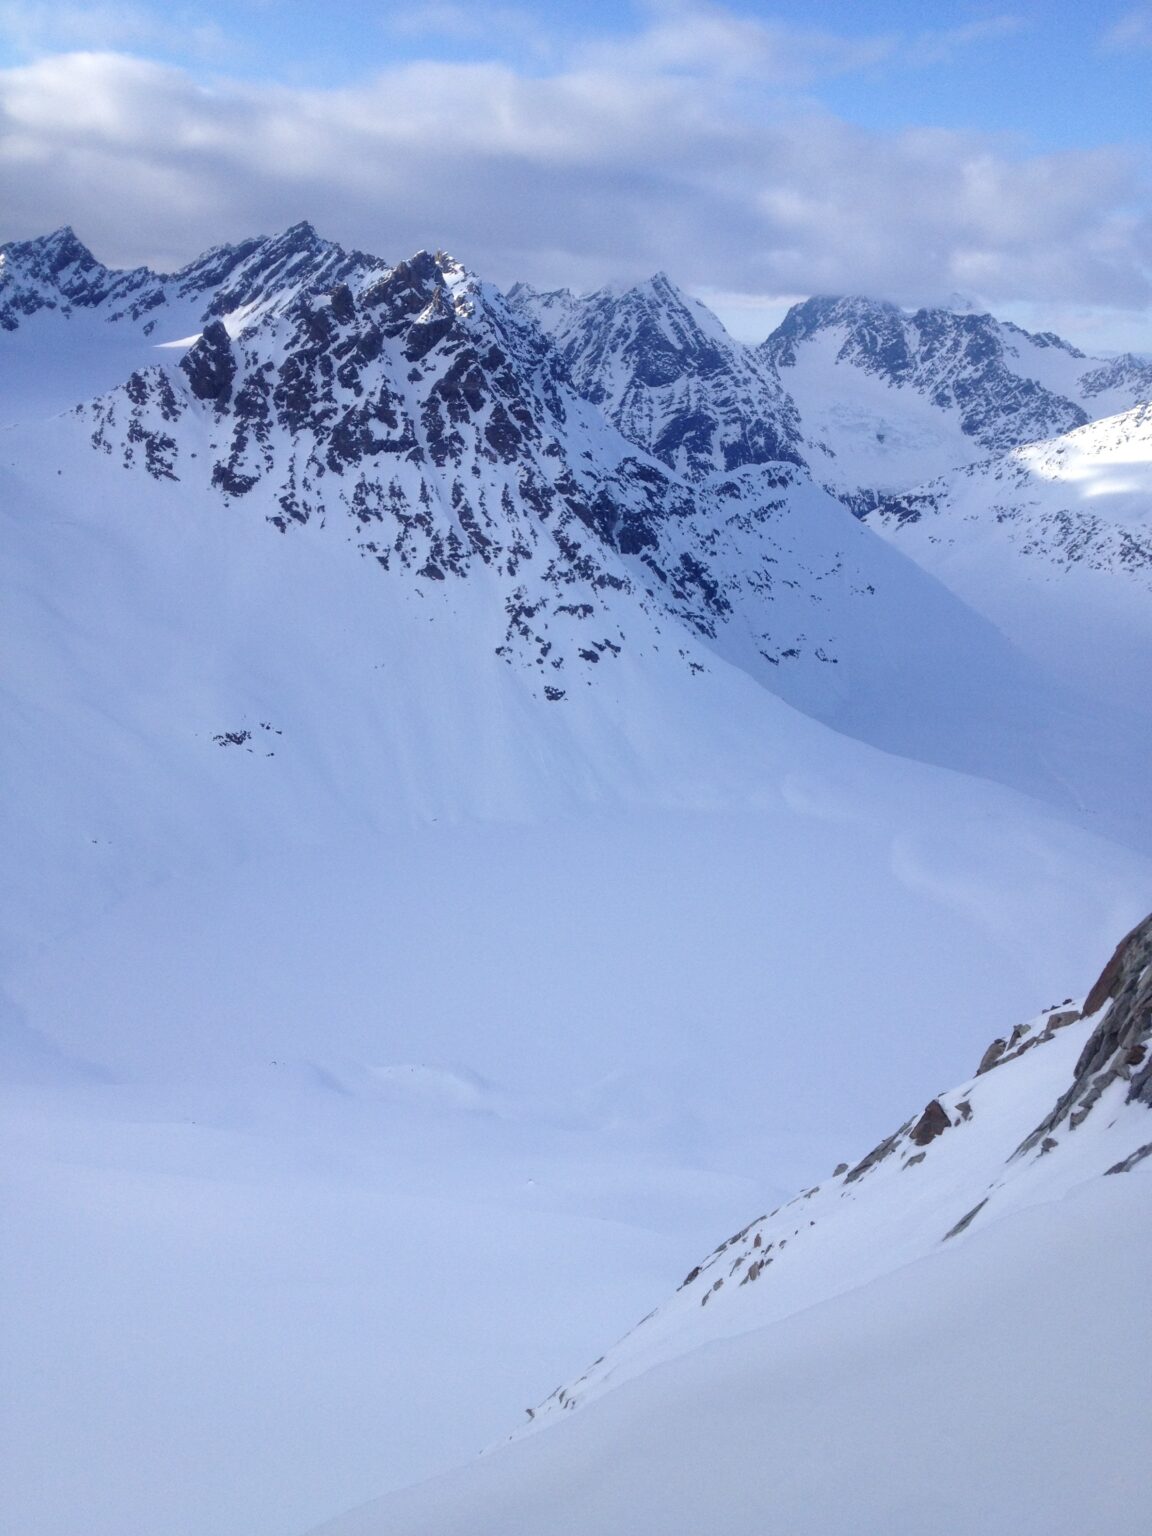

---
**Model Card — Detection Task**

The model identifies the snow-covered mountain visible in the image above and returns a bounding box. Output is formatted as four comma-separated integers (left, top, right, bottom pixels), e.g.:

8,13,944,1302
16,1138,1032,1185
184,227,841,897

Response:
0,220,378,336
5,224,1131,813
507,272,804,480
518,910,1152,1430
0,221,386,424
4,225,1151,1536
311,911,1152,1536
760,295,1152,505
867,401,1152,709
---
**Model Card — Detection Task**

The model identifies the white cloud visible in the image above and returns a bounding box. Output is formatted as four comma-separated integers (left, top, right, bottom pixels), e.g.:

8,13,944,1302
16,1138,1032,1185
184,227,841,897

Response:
572,3,893,85
0,36,1149,321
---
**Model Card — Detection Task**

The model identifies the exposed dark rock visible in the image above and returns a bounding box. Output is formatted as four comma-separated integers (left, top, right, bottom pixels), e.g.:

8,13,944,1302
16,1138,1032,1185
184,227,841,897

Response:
508,273,805,480
1081,924,1140,1018
844,1118,915,1184
1046,1008,1081,1031
909,1098,951,1147
1018,911,1152,1152
763,296,1092,456
1104,1142,1152,1175
181,321,237,409
943,1198,988,1240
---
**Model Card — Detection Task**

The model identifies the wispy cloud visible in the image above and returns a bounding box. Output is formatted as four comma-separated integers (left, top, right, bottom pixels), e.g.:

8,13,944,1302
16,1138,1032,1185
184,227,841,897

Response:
572,4,891,85
573,3,1025,85
0,0,229,61
1100,8,1152,51
904,14,1026,68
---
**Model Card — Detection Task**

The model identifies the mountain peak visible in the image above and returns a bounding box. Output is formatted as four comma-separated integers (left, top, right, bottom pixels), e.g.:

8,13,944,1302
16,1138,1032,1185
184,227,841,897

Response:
1,223,101,275
282,218,321,242
507,271,804,479
761,292,1100,487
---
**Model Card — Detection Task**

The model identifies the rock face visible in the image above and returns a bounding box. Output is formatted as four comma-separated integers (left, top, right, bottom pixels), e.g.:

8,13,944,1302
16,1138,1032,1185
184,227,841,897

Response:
763,296,1094,456
0,221,377,335
1020,912,1152,1146
758,294,1152,507
908,1097,951,1146
508,273,804,481
4,223,1149,818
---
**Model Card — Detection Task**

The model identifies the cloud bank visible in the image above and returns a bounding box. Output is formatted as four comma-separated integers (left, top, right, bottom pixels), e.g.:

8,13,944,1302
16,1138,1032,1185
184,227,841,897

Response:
0,8,1150,322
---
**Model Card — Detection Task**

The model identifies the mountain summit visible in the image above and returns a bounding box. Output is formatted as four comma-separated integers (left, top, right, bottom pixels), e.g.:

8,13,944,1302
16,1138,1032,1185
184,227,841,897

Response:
509,272,804,480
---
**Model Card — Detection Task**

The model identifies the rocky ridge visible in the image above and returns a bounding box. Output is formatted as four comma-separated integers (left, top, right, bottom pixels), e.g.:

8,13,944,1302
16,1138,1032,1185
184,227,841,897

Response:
3,224,1146,799
519,909,1152,1433
758,294,1152,509
0,220,383,336
763,296,1093,453
3,223,1073,779
508,273,804,481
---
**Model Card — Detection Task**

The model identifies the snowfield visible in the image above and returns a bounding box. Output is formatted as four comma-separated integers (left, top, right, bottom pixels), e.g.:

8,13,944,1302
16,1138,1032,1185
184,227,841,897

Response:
313,1178,1151,1536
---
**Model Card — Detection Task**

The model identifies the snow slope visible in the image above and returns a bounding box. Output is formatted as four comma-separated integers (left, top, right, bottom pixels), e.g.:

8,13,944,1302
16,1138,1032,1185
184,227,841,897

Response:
505,275,1152,800
5,227,1143,823
868,401,1152,709
313,1178,1152,1536
311,917,1152,1536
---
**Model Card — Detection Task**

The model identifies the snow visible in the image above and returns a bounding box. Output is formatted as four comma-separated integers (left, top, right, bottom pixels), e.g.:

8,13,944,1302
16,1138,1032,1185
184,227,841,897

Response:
308,980,1152,1536
3,229,1151,1536
311,1172,1152,1536
3,420,1148,1532
869,403,1152,711
766,300,1152,502
775,325,991,494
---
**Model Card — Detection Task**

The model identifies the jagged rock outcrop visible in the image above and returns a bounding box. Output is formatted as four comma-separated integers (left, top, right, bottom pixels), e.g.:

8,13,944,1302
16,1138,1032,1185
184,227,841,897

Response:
508,273,804,481
758,294,1152,508
4,224,1143,808
0,221,386,338
24,223,1061,776
908,1097,951,1146
1019,912,1152,1148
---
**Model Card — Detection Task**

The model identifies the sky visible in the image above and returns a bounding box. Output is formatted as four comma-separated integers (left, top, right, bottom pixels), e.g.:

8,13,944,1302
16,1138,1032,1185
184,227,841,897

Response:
1,0,1151,347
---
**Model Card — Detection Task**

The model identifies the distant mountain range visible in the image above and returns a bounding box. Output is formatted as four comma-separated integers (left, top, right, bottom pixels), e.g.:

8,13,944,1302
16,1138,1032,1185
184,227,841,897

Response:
4,223,1151,822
